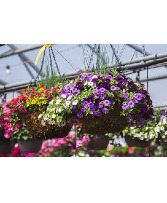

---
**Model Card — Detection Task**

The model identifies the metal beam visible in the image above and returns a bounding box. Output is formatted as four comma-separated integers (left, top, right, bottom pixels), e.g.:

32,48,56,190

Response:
127,44,167,69
8,45,35,79
127,44,150,56
0,79,8,85
138,74,167,83
0,45,44,59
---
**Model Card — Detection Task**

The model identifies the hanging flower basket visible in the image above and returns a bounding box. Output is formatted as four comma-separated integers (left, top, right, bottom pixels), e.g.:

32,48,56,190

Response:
5,84,67,141
0,140,13,154
87,134,109,150
18,139,43,153
59,70,154,135
125,136,150,147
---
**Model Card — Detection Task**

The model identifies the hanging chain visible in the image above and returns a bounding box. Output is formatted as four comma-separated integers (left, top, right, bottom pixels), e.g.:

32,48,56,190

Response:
87,44,96,71
50,46,62,79
35,48,46,81
48,47,54,76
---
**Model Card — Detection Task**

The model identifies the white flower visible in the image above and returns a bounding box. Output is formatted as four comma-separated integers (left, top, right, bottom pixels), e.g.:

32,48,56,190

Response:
84,81,88,86
56,108,62,113
49,100,54,105
61,94,66,99
41,120,46,126
64,101,71,108
88,82,94,87
56,99,61,105
165,131,167,135
52,114,56,119
38,114,43,119
43,115,48,121
92,75,98,79
67,95,72,101
72,100,78,105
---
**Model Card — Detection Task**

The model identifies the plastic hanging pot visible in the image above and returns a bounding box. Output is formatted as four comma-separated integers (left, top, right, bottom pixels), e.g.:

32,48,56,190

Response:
0,140,13,154
125,136,150,147
17,139,43,153
45,124,73,140
80,106,128,134
87,134,109,150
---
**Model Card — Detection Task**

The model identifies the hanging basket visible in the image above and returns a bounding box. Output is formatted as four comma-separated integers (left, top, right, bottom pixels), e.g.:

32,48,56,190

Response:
0,140,13,154
87,134,109,150
80,107,127,134
19,109,72,139
125,136,150,147
45,124,72,140
18,139,43,153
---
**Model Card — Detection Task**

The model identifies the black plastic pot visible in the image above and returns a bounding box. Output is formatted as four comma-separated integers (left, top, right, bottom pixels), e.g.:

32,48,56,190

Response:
17,140,43,153
87,134,109,150
125,136,150,147
0,140,13,154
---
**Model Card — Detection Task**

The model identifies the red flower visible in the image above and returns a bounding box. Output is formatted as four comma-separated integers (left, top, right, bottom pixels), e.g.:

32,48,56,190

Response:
52,87,59,91
40,84,45,89
48,96,53,101
128,147,135,154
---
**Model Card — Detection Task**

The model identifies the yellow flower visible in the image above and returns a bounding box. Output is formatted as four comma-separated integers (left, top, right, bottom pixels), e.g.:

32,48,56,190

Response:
40,88,44,93
31,99,37,104
26,102,30,107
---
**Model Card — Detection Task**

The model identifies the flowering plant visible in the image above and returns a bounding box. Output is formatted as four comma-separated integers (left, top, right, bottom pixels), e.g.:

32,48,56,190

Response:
122,109,167,142
0,105,13,140
42,70,153,134
155,109,167,146
5,84,60,140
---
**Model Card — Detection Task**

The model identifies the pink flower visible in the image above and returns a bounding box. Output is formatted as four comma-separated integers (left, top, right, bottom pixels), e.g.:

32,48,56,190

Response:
82,135,90,143
76,140,82,148
4,133,10,139
128,147,135,154
16,123,22,129
45,89,50,94
71,149,76,153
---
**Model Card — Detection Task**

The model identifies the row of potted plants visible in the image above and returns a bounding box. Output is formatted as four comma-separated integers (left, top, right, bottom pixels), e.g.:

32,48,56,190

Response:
0,69,155,154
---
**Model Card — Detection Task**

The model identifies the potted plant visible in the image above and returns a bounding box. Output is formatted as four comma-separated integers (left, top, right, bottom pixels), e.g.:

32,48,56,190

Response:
53,70,154,147
122,109,165,147
0,105,13,154
5,84,61,153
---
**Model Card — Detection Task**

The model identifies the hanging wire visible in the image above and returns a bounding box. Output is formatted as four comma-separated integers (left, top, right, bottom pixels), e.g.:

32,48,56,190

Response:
82,45,91,69
53,46,77,72
110,44,122,67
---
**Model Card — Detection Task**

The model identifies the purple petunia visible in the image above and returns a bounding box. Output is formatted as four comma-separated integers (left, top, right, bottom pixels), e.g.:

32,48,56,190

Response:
134,93,142,100
110,86,117,91
93,110,101,117
77,112,83,118
98,102,103,109
123,93,129,99
104,100,111,107
102,108,109,114
128,101,135,108
122,103,128,110
81,108,86,113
